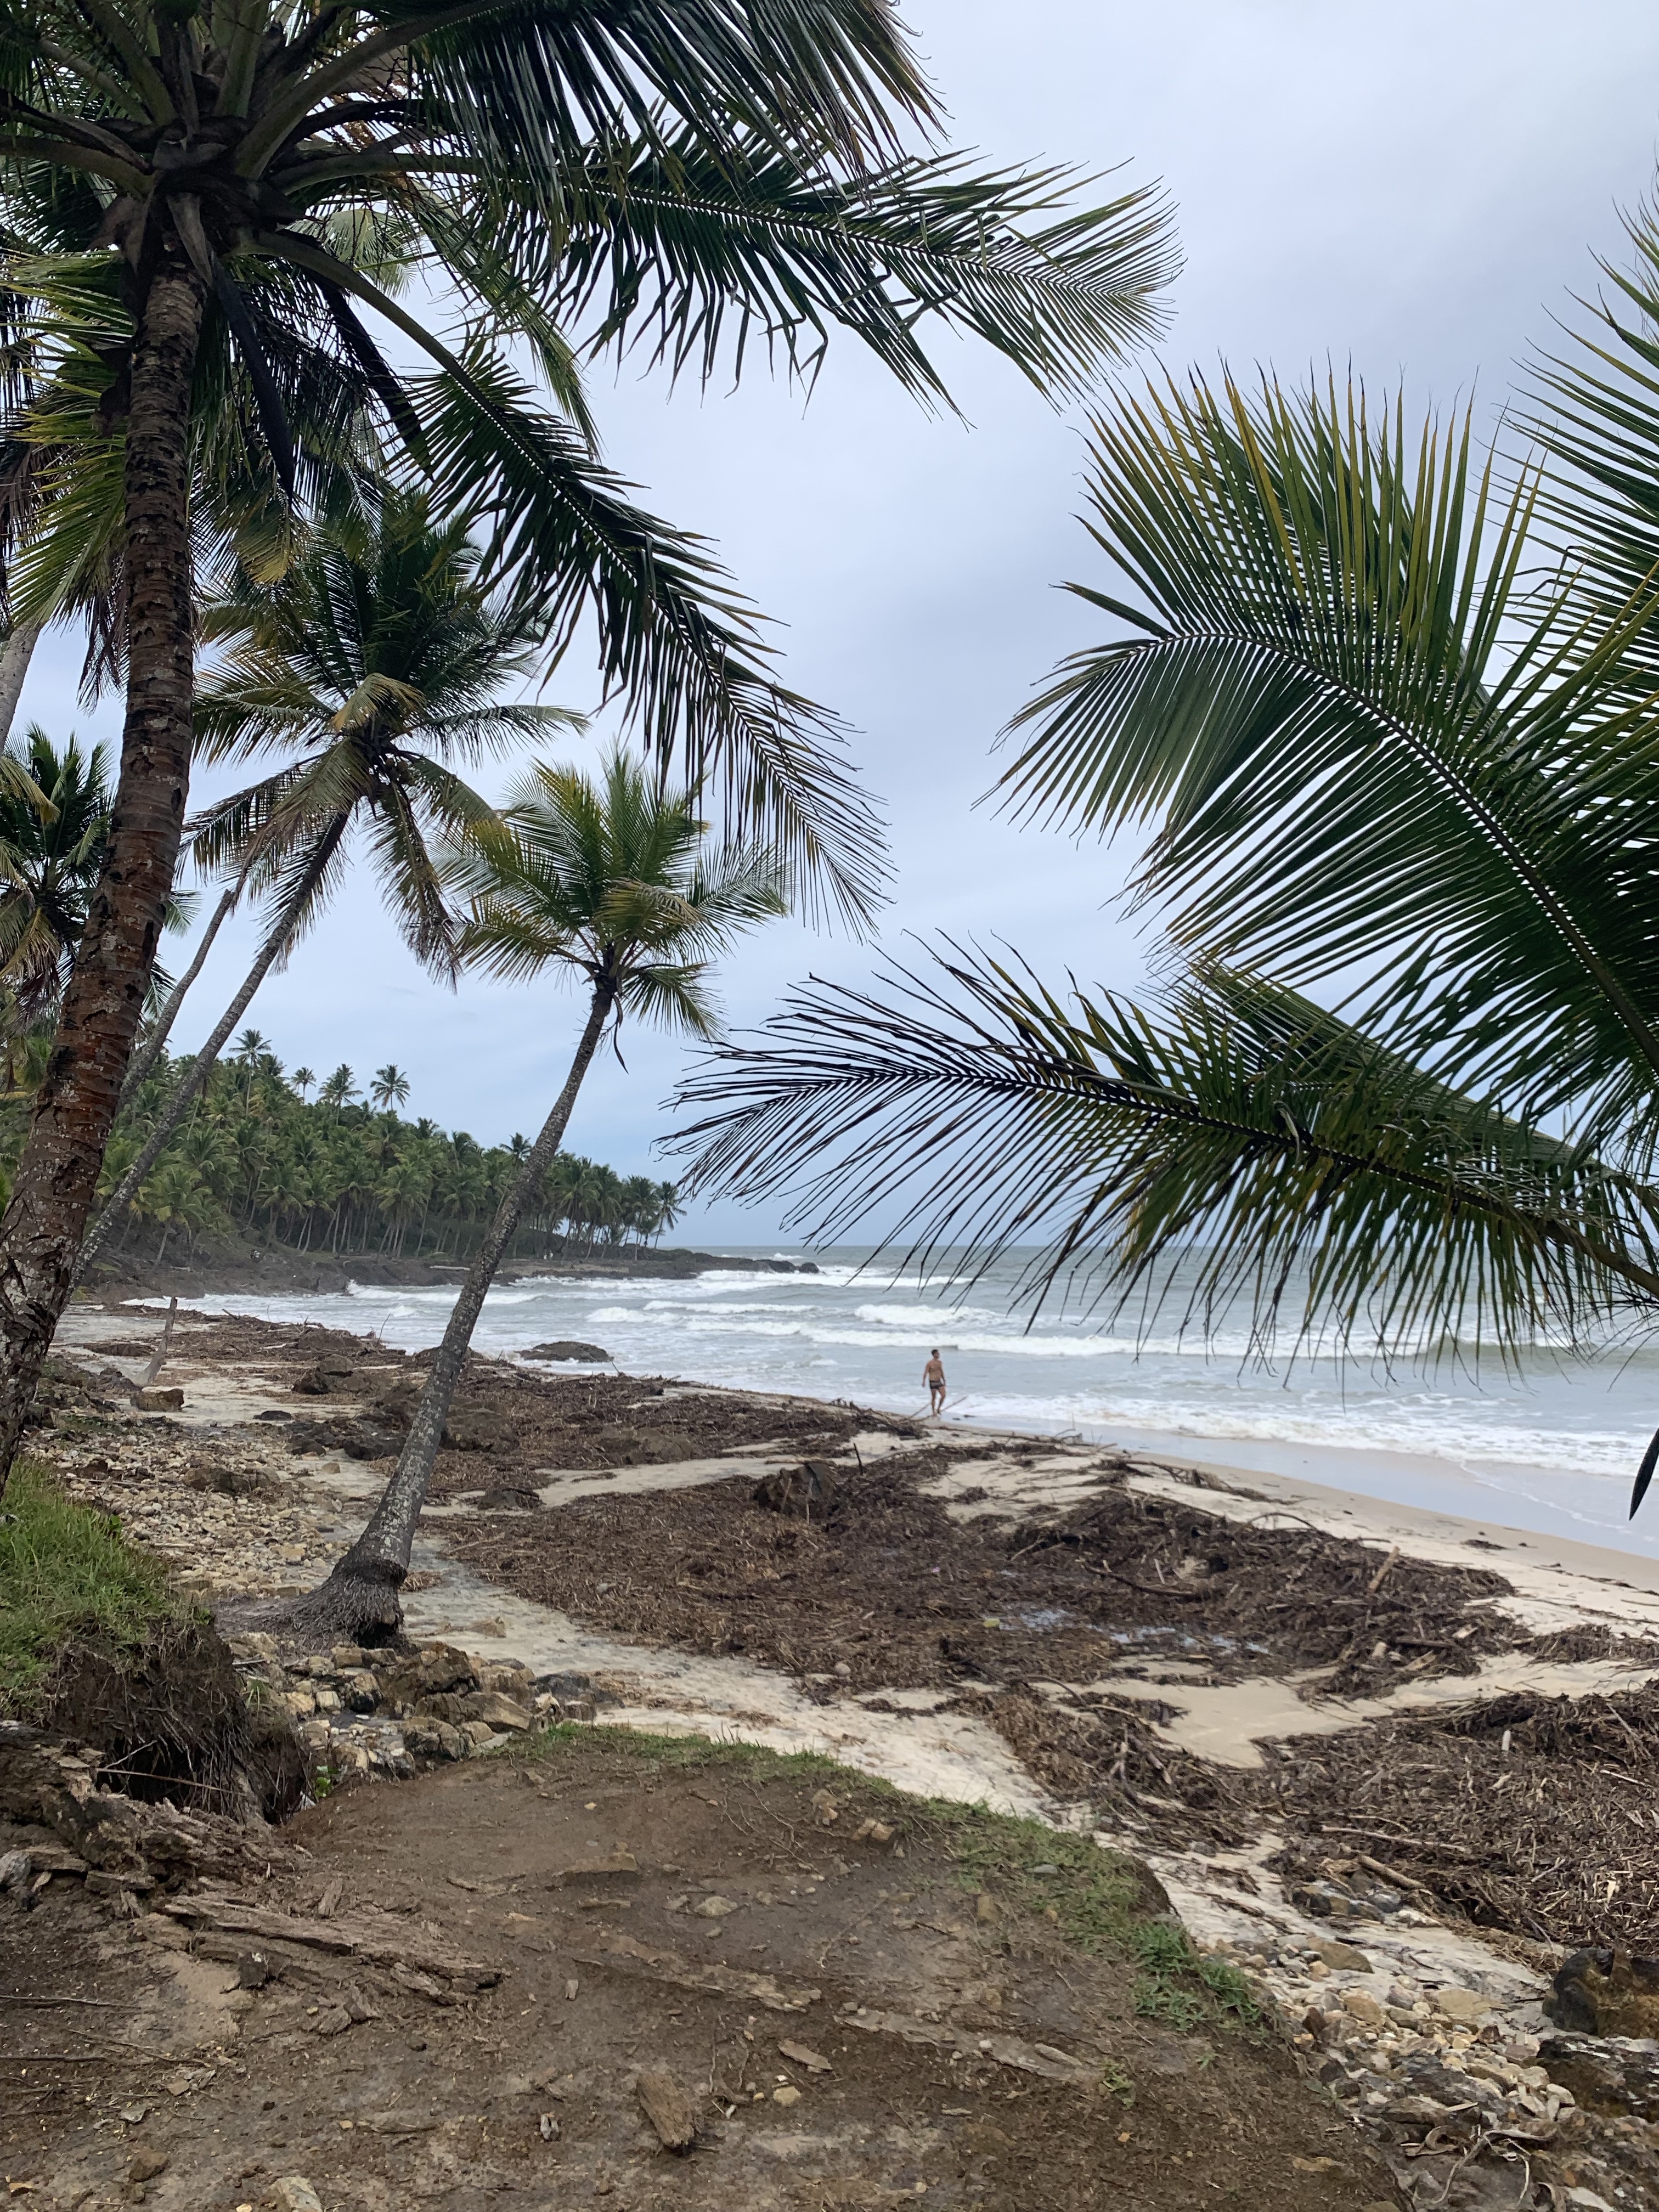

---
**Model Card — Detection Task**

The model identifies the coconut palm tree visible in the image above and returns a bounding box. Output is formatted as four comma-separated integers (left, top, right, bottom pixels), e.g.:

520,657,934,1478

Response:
371,1066,411,1113
304,747,787,1633
75,490,575,1277
292,1068,315,1102
0,729,109,1026
673,196,1659,1517
0,0,1177,1496
319,1066,357,1113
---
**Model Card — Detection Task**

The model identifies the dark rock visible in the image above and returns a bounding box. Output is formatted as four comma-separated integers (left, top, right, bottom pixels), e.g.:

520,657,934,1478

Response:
443,1406,514,1453
477,1486,543,1511
522,1340,611,1363
378,1644,478,1713
1545,1948,1659,2038
1540,2032,1659,2120
754,1459,840,1520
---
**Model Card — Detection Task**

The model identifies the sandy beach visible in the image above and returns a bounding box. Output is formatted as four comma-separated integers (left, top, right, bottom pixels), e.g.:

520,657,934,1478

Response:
20,1282,1659,2206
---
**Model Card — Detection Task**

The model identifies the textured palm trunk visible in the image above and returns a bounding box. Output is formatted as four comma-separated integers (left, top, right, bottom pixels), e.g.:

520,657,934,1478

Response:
0,618,44,747
0,251,206,1496
302,984,614,1638
76,832,341,1281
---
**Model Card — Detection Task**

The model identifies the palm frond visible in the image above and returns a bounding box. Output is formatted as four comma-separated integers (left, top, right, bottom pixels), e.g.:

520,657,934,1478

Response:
994,369,1659,1146
671,942,1659,1362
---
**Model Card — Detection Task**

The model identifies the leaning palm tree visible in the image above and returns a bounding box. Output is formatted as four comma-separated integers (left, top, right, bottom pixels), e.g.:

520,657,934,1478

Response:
0,0,1177,1496
302,747,787,1634
75,490,574,1276
674,197,1659,1515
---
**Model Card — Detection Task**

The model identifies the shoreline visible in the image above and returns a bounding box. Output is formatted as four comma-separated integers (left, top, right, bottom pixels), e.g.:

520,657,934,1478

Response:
28,1290,1659,2200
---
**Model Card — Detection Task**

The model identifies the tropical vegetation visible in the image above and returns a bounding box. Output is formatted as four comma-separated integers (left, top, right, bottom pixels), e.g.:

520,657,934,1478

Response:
673,193,1659,1513
76,486,575,1273
46,1031,682,1267
0,0,1176,1494
318,747,786,1632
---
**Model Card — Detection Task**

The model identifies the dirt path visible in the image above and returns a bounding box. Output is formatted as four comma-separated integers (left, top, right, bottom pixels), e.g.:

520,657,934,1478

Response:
1,1729,1401,2212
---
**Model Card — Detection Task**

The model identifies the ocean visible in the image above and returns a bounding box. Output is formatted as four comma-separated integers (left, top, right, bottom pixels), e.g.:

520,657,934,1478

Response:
153,1246,1659,1561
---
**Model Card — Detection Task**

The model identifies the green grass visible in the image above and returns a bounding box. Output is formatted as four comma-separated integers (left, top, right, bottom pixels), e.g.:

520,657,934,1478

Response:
515,1723,1261,2035
0,1462,181,1711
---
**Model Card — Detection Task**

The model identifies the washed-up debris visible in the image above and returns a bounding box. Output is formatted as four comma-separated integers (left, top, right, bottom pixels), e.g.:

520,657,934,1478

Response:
635,2068,698,2151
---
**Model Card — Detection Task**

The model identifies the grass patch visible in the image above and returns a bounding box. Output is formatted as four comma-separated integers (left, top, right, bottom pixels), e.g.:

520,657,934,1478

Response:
0,1462,180,1711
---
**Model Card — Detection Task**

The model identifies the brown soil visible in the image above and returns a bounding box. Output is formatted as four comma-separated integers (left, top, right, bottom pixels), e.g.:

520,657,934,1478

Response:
0,1729,1403,2212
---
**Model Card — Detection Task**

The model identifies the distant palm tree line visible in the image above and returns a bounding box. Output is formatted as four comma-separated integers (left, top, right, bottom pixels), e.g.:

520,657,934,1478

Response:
71,1029,678,1268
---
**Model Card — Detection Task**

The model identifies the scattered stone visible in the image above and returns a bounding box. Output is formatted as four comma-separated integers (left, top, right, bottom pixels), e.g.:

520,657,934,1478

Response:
1313,1940,1372,1972
522,1341,610,1363
549,1850,640,1891
273,2182,323,2212
693,1893,740,1919
636,2067,698,2151
975,1892,999,1925
125,2149,168,2183
135,1385,184,1412
780,2041,832,2073
809,1789,839,1827
1341,1991,1385,2027
460,1690,533,1731
1540,2033,1659,2121
772,2084,802,2107
539,2112,561,2141
1432,1986,1490,2025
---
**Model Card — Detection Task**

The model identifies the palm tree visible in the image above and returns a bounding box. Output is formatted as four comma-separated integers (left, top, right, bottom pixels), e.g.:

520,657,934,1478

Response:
292,1068,316,1103
0,0,1176,1497
0,729,108,1026
319,1066,357,1113
673,196,1659,1518
371,1066,412,1113
75,490,573,1277
305,748,787,1634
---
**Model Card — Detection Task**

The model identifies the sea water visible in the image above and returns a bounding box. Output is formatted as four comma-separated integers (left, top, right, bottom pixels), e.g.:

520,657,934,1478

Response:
153,1247,1659,1561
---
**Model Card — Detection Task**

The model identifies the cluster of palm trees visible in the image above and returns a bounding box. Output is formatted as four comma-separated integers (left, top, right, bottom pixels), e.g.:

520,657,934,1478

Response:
0,0,1172,1630
89,1026,681,1266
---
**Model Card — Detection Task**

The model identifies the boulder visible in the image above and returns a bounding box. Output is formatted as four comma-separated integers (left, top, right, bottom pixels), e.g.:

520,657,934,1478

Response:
1545,1948,1659,2039
378,1644,478,1713
459,1690,533,1733
135,1385,183,1412
443,1406,514,1453
753,1459,839,1520
523,1340,611,1363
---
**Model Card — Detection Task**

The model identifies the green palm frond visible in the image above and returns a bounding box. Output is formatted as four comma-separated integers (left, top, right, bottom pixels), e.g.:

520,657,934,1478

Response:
479,131,1176,403
672,941,1659,1359
994,370,1659,1148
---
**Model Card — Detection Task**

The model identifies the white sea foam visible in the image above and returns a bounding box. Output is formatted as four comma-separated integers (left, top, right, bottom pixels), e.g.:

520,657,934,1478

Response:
154,1245,1659,1556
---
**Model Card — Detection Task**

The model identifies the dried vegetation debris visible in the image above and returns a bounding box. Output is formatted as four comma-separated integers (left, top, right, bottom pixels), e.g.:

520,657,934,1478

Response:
1260,1679,1659,1952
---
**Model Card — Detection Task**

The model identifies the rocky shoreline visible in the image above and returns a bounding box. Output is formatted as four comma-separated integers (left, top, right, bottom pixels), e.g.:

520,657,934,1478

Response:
15,1292,1659,2208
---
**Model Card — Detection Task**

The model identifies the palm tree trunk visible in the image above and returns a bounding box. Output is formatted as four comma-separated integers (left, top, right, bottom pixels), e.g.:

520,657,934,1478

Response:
119,883,238,1108
0,248,207,1496
76,832,341,1280
307,984,614,1637
0,618,43,748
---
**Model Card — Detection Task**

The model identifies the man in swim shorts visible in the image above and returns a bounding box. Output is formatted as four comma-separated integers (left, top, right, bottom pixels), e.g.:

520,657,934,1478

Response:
924,1350,946,1417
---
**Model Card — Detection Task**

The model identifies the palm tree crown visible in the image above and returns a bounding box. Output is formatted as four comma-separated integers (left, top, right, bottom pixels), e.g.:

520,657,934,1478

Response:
445,748,791,1036
0,727,107,1023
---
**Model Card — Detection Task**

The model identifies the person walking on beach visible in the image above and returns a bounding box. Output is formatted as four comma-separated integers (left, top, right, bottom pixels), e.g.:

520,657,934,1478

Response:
924,1350,947,1418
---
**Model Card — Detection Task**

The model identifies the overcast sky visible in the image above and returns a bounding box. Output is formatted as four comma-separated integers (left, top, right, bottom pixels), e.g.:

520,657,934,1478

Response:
21,1,1659,1242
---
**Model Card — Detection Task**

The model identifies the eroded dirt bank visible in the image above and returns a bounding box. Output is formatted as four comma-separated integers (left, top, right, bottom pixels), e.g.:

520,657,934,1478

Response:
9,1297,1659,2208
